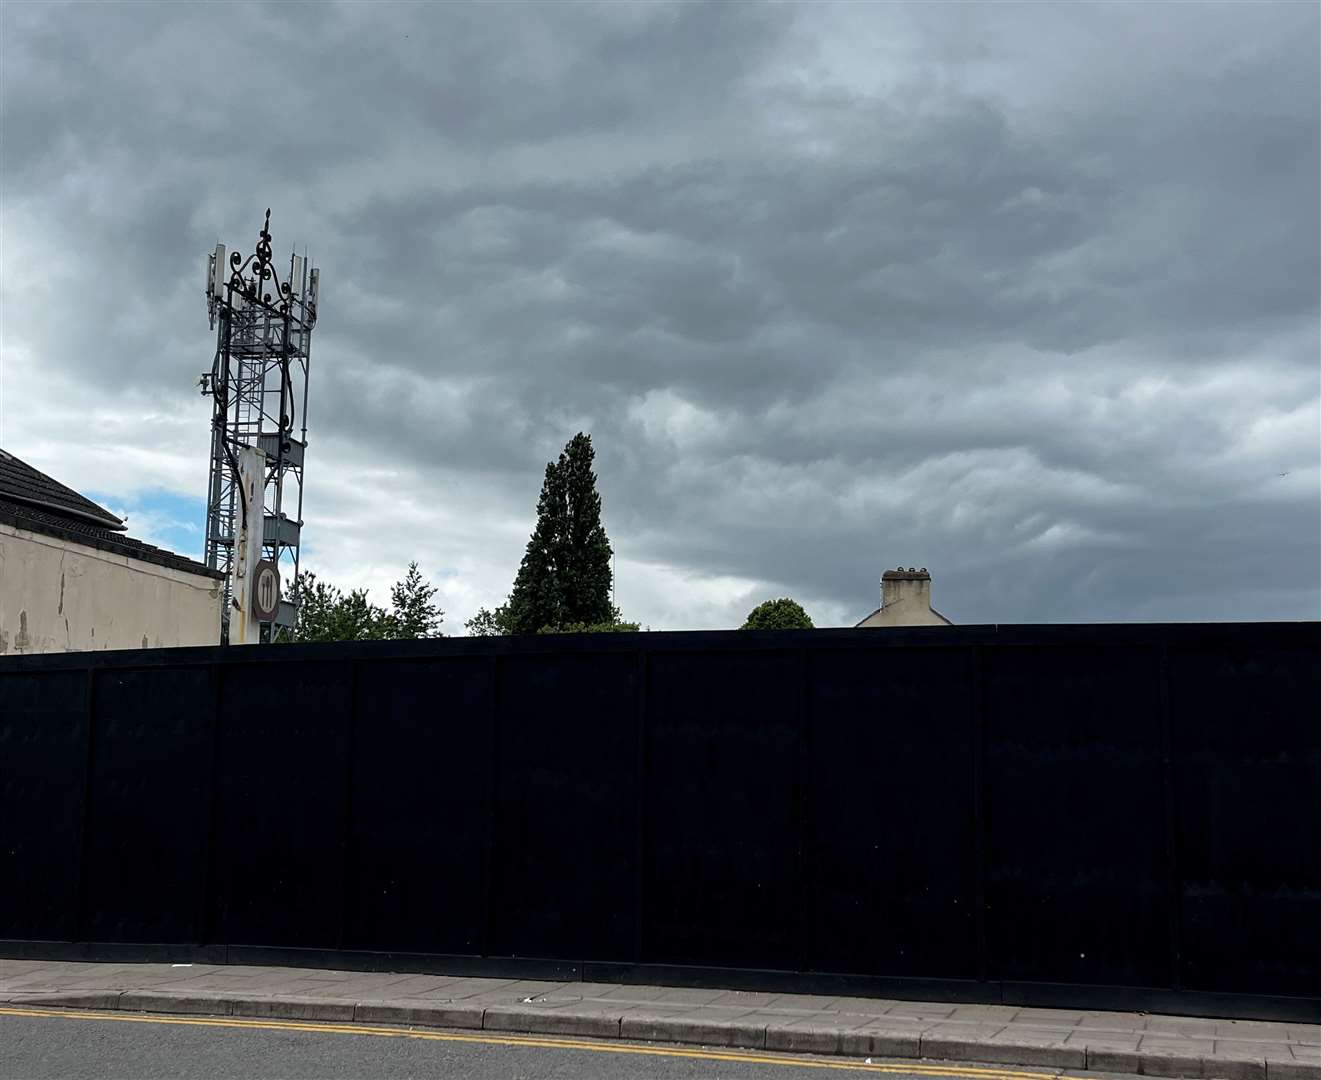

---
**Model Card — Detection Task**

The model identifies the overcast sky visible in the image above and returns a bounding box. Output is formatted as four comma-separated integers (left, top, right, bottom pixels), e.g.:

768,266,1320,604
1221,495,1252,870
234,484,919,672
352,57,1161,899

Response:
2,1,1318,630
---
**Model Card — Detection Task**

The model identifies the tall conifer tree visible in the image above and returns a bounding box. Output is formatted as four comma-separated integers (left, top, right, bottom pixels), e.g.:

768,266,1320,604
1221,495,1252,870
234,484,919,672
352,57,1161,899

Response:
504,433,615,634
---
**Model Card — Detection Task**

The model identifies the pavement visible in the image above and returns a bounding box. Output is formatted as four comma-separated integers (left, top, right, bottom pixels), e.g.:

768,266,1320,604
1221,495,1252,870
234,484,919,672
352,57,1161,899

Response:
2,959,1318,1080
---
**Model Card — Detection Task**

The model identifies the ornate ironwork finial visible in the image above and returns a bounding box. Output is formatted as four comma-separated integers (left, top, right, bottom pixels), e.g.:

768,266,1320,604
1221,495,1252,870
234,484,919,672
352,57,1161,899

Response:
226,208,295,312
255,208,274,283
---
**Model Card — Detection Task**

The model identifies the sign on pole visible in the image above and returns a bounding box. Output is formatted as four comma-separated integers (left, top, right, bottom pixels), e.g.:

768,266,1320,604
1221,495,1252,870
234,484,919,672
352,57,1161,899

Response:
252,560,281,623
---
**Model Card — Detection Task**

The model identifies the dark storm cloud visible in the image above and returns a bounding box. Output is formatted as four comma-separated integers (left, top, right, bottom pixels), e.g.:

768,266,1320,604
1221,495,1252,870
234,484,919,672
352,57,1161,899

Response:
2,0,1317,627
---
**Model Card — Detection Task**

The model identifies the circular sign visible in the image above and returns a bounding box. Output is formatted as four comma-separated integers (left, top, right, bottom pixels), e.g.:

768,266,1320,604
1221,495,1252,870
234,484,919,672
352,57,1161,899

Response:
251,560,281,623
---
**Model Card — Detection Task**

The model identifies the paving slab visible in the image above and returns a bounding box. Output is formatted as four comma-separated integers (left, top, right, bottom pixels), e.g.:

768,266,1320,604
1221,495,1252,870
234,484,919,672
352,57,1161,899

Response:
499,980,571,998
737,1010,857,1033
651,987,727,1006
709,990,780,1008
370,975,470,997
766,993,842,1011
1143,1036,1218,1055
924,1021,1010,1040
1077,1012,1153,1033
614,1005,693,1023
1070,1033,1142,1050
1028,1008,1091,1022
1148,1016,1224,1037
523,991,588,1005
887,1002,960,1019
1221,1024,1296,1042
434,978,520,999
828,994,905,1016
951,1004,1024,1022
850,1012,928,1030
1219,1042,1298,1059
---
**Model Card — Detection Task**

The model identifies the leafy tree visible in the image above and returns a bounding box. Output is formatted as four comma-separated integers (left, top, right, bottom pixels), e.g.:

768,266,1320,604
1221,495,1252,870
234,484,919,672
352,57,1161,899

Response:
741,598,814,630
465,602,512,638
286,564,444,642
387,561,444,639
483,432,620,635
287,572,390,642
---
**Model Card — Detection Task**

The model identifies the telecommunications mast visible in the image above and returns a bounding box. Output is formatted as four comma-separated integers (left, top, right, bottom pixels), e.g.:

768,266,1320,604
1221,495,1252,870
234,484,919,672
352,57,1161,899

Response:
200,210,320,643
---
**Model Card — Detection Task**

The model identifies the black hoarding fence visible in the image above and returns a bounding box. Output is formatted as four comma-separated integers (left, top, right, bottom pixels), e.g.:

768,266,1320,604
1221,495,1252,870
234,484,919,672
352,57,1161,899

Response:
2,623,1318,1021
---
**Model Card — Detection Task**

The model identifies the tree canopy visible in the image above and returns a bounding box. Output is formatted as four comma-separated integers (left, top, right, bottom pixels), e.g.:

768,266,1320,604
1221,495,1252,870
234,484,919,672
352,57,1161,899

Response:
467,432,633,635
741,597,814,630
388,562,445,638
286,562,443,642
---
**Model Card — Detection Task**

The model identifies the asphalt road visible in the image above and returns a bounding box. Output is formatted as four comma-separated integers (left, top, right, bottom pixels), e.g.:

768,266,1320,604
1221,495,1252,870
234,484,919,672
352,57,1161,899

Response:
1,1008,1069,1080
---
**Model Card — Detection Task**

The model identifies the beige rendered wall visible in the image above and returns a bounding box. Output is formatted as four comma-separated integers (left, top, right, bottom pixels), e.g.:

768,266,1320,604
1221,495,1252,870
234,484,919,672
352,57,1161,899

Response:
0,522,221,654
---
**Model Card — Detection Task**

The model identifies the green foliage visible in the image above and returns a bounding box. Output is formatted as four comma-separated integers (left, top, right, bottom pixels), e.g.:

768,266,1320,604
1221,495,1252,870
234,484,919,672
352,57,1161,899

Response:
286,564,444,642
488,432,621,635
468,607,640,637
741,597,814,630
465,603,512,637
388,561,444,639
287,572,390,642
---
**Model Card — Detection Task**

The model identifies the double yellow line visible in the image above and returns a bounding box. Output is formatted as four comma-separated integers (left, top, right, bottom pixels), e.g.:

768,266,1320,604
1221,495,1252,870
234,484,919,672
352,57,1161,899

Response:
0,1004,1078,1078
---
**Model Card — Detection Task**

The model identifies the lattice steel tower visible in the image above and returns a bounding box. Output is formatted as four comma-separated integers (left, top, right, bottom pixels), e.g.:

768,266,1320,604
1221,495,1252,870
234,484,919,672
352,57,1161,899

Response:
200,210,320,642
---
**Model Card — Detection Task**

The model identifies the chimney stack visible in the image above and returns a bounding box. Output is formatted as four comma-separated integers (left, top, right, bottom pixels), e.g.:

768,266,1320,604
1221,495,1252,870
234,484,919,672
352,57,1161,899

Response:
882,566,931,612
857,566,952,627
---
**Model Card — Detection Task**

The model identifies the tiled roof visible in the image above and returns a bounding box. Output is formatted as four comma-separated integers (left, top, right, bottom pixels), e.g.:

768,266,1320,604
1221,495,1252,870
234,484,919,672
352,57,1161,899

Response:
0,448,124,528
0,449,220,580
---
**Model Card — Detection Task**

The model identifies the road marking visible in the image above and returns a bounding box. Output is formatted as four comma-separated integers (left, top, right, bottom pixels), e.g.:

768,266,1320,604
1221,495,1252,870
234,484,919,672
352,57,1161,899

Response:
0,1005,1083,1078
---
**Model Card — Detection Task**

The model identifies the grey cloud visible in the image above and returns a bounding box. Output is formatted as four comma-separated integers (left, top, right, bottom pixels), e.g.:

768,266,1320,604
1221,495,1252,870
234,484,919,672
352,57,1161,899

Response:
1,0,1316,629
